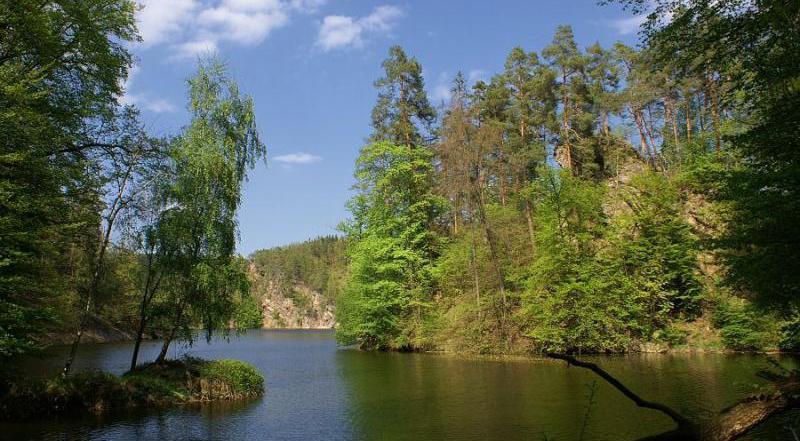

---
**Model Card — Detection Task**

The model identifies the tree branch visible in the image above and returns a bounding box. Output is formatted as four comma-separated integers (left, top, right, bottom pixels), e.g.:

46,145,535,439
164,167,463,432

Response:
546,353,695,430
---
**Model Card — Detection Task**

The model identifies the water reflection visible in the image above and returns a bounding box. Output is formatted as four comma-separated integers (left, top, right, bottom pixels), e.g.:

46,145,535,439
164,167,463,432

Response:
2,330,796,441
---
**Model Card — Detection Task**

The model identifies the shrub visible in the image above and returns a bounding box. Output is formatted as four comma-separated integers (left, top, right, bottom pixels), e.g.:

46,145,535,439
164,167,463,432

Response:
199,359,264,397
653,326,690,347
713,297,781,351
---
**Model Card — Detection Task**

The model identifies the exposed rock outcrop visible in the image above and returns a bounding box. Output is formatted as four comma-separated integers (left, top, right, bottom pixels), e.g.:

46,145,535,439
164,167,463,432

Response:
260,281,335,329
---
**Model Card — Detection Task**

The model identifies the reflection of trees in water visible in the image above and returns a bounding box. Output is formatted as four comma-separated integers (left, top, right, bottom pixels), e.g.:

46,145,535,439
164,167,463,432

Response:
333,351,722,440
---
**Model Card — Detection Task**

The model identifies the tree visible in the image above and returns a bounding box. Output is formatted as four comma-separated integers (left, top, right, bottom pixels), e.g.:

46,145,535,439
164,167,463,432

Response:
523,169,623,353
502,47,556,247
337,142,443,350
63,108,164,376
152,57,266,363
609,0,800,308
370,46,437,147
0,0,138,362
543,25,588,172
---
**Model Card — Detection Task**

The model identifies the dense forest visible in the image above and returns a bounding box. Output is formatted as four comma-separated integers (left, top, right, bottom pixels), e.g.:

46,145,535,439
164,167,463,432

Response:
0,1,266,374
335,0,800,356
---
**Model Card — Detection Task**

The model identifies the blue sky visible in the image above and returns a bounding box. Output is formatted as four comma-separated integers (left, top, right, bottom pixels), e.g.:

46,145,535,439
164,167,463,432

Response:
125,0,643,255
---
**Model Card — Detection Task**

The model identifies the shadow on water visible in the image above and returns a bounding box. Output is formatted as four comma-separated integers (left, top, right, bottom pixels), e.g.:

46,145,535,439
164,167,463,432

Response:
3,330,799,440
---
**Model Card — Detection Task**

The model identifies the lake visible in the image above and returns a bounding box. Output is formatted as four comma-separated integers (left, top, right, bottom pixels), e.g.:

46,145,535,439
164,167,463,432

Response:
3,329,798,440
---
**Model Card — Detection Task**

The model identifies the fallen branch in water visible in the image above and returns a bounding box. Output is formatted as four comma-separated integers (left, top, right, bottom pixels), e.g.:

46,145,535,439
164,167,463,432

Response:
546,353,695,435
546,353,800,441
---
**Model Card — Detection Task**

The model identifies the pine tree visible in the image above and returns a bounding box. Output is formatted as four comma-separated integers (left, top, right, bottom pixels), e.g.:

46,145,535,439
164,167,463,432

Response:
370,46,437,147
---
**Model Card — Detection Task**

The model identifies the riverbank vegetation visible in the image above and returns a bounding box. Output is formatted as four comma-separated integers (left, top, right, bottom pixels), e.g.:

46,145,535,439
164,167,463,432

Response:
0,0,266,381
336,0,799,356
0,357,264,420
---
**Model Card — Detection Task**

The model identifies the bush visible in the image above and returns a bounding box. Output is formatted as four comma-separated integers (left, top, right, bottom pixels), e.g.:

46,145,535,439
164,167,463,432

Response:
653,326,689,347
779,313,800,352
713,297,781,351
199,359,264,397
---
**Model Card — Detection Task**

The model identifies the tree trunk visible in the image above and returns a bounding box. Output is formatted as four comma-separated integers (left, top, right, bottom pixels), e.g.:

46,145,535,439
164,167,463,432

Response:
685,93,693,144
634,109,654,164
155,329,174,365
63,165,134,377
453,200,459,235
524,199,535,254
476,185,507,338
63,219,113,377
560,73,573,171
130,272,161,371
155,300,185,364
708,75,722,153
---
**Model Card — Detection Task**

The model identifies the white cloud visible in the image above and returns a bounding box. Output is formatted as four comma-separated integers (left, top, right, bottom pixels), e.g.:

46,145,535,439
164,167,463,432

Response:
136,0,199,47
172,39,219,59
289,0,326,13
135,0,326,58
273,152,322,164
610,15,647,35
143,98,178,113
197,2,289,45
316,5,403,51
118,65,177,113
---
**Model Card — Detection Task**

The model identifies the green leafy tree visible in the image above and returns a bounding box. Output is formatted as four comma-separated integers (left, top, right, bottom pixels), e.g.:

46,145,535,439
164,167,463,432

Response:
523,169,625,353
0,0,138,362
153,57,266,363
609,0,800,307
337,142,443,350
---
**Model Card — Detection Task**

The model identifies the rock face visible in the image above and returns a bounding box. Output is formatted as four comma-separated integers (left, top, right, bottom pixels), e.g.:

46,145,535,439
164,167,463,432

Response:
259,280,335,329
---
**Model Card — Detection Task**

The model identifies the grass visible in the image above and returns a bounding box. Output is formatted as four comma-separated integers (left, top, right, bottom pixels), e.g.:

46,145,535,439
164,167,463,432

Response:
0,357,264,420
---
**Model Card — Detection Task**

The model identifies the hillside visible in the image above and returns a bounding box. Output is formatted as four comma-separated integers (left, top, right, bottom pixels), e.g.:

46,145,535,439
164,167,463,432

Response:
245,236,347,329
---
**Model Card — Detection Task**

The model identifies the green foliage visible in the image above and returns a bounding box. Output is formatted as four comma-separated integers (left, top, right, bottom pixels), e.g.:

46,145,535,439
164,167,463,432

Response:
652,326,690,347
523,170,636,353
151,57,265,347
0,357,263,419
337,141,444,350
712,297,781,351
370,46,436,146
233,294,263,330
199,359,265,396
0,0,138,361
611,0,800,318
607,172,703,323
523,170,703,353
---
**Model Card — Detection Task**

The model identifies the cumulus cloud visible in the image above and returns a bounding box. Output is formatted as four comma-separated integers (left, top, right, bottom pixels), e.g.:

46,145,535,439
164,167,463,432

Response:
135,0,327,58
137,0,199,47
197,2,289,45
273,152,322,164
610,14,647,35
316,5,403,51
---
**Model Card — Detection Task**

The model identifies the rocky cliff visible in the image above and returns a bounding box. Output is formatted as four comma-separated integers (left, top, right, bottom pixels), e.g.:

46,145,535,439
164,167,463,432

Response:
247,236,345,329
259,280,335,329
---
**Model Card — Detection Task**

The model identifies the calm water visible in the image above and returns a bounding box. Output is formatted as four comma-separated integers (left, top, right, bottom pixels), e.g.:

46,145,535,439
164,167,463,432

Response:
3,329,798,441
